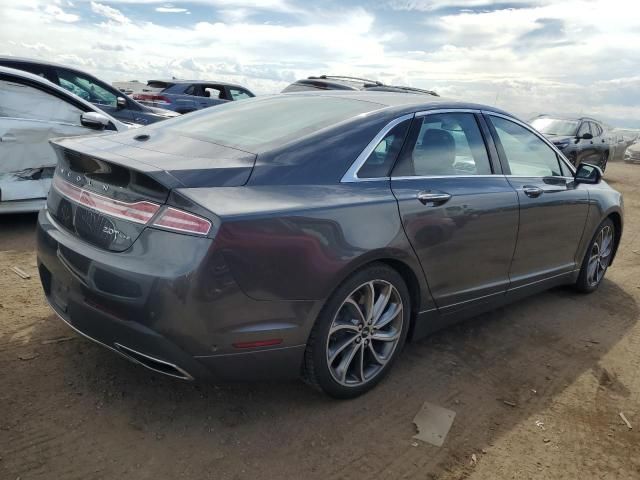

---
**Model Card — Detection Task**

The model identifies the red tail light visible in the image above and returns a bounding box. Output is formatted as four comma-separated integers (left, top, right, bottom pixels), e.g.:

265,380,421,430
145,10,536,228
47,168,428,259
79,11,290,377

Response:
132,93,172,105
53,176,211,236
152,207,212,235
52,176,160,224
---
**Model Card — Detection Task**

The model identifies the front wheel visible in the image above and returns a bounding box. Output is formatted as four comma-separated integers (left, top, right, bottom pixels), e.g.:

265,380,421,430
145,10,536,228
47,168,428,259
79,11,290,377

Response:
575,218,615,293
303,264,410,398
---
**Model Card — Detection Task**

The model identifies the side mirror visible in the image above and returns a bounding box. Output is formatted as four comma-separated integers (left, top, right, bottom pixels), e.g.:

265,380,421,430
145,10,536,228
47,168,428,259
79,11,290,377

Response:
579,132,593,140
81,111,109,130
116,97,127,109
574,162,602,184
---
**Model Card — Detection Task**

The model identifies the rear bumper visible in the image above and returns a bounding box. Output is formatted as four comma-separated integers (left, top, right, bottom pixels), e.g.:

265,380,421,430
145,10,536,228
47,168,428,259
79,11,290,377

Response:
37,209,313,382
0,198,46,214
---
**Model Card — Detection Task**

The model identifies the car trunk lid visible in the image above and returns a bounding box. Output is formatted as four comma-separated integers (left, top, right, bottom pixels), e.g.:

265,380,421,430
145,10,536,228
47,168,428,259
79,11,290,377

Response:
48,132,255,251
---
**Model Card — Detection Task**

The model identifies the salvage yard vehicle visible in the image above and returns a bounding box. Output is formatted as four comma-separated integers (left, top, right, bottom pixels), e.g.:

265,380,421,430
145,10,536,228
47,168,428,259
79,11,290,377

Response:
132,79,255,114
0,57,179,125
282,75,439,96
0,66,130,213
530,115,611,171
36,92,623,398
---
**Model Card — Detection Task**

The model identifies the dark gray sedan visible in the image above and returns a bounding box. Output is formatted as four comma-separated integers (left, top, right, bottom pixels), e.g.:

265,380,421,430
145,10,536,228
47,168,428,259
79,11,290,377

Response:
36,92,623,398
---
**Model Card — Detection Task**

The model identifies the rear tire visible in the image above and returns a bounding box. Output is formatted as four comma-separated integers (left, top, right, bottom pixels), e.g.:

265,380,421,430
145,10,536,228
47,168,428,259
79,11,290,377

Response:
601,150,609,172
575,218,615,293
302,264,410,399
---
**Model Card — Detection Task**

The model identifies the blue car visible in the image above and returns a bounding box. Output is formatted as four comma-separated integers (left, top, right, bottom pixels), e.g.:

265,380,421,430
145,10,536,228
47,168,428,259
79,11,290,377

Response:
0,57,179,125
133,80,255,114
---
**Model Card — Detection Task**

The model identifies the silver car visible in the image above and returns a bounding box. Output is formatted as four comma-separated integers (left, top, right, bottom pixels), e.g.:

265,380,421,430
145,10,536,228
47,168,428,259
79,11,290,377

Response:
0,66,130,214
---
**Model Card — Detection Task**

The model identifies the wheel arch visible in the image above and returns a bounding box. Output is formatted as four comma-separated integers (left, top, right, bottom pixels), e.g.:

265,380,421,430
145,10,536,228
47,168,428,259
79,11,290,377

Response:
607,211,623,264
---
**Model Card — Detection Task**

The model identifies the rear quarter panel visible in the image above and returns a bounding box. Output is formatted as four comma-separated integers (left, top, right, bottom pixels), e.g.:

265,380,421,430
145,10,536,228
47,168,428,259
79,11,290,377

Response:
178,183,433,311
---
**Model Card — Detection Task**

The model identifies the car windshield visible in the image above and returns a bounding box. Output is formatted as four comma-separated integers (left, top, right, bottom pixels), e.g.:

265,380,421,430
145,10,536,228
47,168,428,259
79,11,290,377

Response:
530,118,579,136
164,95,381,151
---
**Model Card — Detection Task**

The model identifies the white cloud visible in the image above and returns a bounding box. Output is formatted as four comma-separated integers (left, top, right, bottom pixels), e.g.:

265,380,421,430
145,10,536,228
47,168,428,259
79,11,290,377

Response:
90,1,130,24
156,5,190,13
0,0,639,126
43,4,79,22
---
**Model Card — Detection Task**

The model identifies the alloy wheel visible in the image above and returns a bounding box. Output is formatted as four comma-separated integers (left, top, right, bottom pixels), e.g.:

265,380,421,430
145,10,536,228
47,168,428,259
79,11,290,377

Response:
326,280,404,387
587,225,613,287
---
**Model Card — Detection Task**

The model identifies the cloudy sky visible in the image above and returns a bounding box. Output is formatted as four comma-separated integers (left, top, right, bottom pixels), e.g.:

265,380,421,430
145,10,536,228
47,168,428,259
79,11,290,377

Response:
1,0,639,127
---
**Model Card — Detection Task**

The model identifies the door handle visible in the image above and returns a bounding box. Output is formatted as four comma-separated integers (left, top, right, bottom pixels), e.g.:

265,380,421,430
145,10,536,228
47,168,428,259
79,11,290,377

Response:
417,191,451,206
523,185,543,198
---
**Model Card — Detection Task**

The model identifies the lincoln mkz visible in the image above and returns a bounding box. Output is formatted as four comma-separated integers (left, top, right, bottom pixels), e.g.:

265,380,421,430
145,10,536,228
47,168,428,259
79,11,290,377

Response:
37,92,623,398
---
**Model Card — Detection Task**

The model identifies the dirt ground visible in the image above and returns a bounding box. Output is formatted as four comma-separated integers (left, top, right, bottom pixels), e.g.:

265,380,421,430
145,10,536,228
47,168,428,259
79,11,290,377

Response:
1,163,639,480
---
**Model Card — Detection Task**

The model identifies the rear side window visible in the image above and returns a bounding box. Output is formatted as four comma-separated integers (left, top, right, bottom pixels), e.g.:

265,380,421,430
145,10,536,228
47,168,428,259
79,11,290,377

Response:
393,113,492,177
358,120,410,178
229,88,252,100
0,79,83,124
164,96,381,151
489,116,563,177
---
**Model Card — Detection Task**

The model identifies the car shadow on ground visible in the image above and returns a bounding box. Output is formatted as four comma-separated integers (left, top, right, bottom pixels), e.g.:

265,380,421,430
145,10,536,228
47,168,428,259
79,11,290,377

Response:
13,275,637,479
0,212,38,252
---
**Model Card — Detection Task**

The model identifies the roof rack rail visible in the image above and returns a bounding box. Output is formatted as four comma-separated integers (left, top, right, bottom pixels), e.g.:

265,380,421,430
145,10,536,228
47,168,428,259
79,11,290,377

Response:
388,86,439,96
308,75,383,86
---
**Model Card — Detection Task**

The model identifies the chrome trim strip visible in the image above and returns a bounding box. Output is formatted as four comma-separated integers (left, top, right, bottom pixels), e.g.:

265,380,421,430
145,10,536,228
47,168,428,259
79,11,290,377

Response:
391,174,502,180
341,113,414,183
114,343,194,381
414,108,482,117
508,269,578,291
482,110,577,176
47,298,194,381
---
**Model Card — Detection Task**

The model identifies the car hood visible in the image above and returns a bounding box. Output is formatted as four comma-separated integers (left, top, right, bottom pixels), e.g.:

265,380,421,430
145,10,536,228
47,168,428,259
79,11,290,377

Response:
51,128,257,188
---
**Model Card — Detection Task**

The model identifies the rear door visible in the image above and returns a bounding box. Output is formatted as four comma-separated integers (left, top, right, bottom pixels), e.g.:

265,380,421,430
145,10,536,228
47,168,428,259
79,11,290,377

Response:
390,110,519,311
485,113,589,288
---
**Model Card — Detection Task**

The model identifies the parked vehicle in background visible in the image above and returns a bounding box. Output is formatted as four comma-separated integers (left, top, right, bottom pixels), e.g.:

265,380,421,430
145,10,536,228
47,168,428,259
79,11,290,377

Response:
0,57,179,125
132,80,255,114
0,67,130,213
37,92,622,398
282,75,439,96
624,141,640,164
530,115,610,171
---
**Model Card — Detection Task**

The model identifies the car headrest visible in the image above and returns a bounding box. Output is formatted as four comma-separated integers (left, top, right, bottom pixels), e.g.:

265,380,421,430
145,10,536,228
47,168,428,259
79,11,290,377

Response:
413,129,456,176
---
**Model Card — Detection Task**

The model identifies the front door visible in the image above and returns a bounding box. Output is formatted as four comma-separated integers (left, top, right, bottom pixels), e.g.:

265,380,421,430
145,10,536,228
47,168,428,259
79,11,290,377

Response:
485,113,590,288
391,111,519,311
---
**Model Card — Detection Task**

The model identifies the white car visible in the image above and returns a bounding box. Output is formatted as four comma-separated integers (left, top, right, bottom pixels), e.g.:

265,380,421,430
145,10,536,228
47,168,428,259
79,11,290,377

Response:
0,66,131,213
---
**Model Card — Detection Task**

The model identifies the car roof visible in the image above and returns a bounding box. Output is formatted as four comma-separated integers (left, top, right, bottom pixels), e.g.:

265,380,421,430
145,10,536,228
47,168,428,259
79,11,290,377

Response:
280,90,510,116
0,65,124,127
147,79,247,89
533,114,601,123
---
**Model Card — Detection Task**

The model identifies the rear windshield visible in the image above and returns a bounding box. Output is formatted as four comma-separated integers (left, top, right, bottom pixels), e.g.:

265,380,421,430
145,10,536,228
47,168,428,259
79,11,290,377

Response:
163,95,381,151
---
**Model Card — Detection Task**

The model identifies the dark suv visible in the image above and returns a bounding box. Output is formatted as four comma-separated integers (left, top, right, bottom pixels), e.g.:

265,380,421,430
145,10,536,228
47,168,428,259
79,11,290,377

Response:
282,75,438,96
132,80,255,114
530,115,610,170
0,57,179,125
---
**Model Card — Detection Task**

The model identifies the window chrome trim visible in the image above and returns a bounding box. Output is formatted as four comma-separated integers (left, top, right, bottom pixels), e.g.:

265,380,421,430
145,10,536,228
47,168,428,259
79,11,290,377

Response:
391,174,501,181
482,110,577,176
414,108,482,117
341,113,414,183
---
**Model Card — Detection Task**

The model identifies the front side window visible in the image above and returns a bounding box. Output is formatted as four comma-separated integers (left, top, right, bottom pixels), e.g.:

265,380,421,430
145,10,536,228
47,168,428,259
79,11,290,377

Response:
393,112,492,177
229,88,252,100
590,122,603,136
577,122,591,137
56,69,117,108
358,120,410,178
490,116,563,177
0,79,83,124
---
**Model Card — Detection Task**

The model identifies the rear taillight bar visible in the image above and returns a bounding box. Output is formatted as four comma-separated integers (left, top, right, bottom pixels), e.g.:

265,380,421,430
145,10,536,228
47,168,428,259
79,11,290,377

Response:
52,176,211,235
52,175,159,224
151,207,212,235
132,93,172,105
